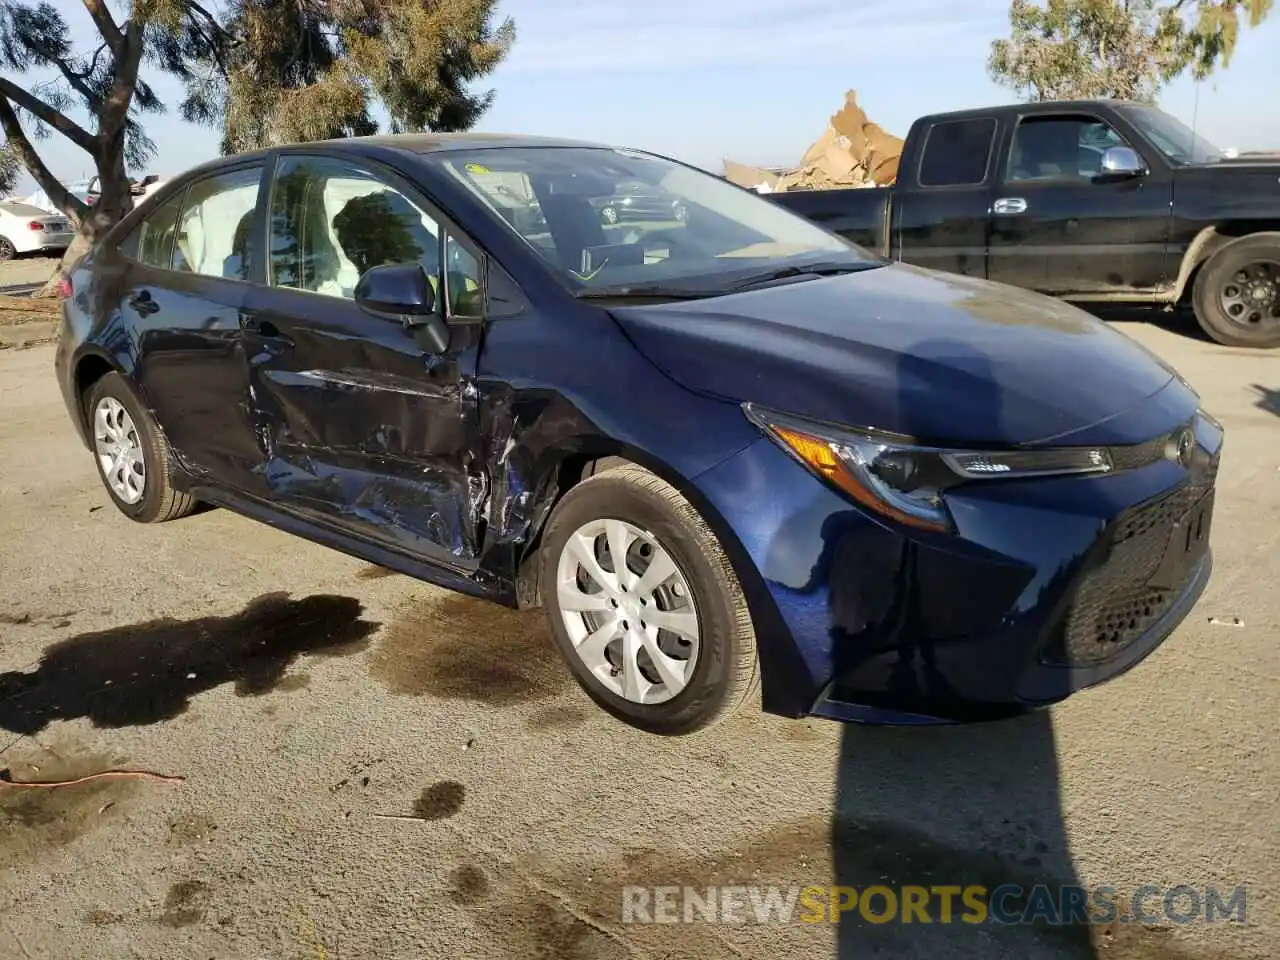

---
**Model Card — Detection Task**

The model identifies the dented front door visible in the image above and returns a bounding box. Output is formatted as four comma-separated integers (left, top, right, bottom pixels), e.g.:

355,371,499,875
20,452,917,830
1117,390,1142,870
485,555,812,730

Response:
239,284,486,571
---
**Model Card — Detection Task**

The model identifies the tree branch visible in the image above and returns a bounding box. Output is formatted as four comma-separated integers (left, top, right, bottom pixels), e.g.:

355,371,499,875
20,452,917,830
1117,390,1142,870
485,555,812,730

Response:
0,98,89,221
184,0,235,39
97,19,145,150
0,80,97,152
82,0,125,53
24,37,99,104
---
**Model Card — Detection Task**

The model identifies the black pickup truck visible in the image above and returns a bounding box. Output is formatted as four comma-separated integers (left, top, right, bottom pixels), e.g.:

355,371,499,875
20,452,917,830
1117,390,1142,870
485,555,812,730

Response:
772,99,1280,348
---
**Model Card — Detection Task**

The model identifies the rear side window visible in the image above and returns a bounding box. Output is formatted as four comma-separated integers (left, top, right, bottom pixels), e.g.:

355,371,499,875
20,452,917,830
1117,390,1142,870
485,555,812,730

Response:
136,192,185,268
172,167,262,279
918,118,997,187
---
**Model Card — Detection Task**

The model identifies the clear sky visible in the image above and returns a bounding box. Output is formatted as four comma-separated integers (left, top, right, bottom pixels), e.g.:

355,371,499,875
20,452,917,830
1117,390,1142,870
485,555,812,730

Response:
9,0,1280,192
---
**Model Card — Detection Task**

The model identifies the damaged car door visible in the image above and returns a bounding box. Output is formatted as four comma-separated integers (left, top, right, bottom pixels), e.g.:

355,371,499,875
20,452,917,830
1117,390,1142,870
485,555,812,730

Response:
240,154,488,571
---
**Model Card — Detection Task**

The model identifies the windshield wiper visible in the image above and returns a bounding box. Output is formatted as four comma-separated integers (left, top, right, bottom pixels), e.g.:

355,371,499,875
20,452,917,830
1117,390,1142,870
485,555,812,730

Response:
725,261,873,292
576,286,713,301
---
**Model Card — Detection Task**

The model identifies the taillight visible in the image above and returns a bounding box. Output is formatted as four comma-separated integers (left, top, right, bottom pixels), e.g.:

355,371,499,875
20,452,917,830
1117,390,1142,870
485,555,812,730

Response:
27,221,44,231
54,274,72,300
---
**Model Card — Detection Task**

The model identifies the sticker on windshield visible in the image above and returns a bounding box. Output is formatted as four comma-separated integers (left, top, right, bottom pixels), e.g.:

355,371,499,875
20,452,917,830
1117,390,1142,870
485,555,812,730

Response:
464,162,492,175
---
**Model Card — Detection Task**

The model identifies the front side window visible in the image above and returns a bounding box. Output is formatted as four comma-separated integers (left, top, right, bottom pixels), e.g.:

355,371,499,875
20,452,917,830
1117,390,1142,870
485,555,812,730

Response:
268,156,466,303
172,167,262,278
918,118,997,187
434,146,868,294
1008,116,1129,182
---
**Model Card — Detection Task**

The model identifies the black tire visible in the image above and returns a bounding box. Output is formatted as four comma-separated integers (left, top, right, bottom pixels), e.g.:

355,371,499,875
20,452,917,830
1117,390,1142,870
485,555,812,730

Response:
0,236,15,261
538,464,758,735
1191,233,1280,348
84,372,197,523
600,205,619,226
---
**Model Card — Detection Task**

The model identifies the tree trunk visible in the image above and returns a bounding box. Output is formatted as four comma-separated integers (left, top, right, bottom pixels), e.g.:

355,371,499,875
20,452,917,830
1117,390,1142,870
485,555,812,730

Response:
35,181,133,298
32,19,144,299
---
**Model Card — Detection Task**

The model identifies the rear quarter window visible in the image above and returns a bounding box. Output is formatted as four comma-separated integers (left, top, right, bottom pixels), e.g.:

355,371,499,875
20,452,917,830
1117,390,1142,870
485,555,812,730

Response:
918,118,998,188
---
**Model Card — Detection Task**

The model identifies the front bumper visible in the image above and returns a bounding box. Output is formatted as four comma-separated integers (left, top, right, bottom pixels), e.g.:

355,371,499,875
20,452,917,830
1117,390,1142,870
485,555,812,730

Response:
694,400,1223,724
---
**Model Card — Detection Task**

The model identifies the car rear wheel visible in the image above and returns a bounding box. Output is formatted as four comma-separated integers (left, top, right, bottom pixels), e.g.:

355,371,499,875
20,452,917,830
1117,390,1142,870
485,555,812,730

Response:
1191,233,1280,348
539,464,758,735
600,205,619,225
0,236,15,261
85,372,197,523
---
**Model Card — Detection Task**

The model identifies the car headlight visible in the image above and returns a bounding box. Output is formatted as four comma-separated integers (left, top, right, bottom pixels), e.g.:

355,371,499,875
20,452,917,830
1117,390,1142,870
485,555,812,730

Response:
744,404,1113,532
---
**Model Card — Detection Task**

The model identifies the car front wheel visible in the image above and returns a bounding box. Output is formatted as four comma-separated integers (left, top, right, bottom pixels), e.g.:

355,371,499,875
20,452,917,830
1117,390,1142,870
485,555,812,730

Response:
539,464,759,735
84,372,197,523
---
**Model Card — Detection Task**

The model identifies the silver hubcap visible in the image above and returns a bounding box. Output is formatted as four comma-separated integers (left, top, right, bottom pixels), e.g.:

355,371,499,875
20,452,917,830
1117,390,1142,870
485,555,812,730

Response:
556,518,700,705
93,397,145,504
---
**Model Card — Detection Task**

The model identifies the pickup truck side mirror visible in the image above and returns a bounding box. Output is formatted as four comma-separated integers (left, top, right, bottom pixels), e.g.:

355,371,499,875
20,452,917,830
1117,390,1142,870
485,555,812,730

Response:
1100,146,1146,177
354,262,450,354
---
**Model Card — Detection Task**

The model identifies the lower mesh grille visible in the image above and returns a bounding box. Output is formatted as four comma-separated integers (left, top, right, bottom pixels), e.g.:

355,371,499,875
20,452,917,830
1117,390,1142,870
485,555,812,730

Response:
1052,464,1217,666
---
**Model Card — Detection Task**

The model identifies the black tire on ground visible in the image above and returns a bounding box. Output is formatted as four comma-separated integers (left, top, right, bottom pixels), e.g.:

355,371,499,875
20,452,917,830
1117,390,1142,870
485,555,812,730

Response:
0,236,15,261
84,371,198,523
600,205,618,225
538,464,759,735
1191,232,1280,348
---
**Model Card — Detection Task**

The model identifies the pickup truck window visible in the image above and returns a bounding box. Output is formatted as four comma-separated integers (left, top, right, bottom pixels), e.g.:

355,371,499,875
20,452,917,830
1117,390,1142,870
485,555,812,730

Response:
918,118,997,188
1007,115,1128,182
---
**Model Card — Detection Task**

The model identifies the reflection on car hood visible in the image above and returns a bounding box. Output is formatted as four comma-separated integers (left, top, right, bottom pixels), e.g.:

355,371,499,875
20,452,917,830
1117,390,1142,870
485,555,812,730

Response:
610,263,1178,446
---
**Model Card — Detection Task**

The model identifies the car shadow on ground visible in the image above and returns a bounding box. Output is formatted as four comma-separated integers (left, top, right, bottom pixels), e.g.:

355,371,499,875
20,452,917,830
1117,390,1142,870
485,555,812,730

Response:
823,334,1100,958
1251,383,1280,418
1075,303,1210,343
832,716,1095,958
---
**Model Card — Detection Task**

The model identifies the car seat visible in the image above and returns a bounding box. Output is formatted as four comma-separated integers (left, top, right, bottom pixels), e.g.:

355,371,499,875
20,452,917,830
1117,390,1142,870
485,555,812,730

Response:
223,210,255,280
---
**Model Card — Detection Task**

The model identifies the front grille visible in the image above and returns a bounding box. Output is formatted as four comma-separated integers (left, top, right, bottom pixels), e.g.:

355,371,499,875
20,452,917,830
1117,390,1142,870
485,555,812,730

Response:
1050,461,1217,666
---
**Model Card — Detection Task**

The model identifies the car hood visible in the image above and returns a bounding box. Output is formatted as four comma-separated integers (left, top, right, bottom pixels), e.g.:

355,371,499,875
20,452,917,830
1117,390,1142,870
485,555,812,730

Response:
610,263,1178,446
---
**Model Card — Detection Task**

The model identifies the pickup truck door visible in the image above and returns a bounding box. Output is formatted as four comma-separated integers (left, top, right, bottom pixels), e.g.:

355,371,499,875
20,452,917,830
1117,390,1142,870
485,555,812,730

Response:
987,112,1172,294
893,115,999,279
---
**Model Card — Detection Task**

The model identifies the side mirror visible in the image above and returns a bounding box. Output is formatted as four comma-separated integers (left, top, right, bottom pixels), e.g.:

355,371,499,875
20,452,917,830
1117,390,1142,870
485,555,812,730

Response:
1100,146,1146,177
354,262,449,353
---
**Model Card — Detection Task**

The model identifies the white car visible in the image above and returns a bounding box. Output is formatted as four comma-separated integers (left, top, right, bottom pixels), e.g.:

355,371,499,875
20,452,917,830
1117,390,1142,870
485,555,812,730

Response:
0,201,74,260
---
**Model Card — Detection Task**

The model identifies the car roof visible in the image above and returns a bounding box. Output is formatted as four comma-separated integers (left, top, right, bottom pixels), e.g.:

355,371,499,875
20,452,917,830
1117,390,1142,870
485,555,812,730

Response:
0,201,56,217
172,133,615,184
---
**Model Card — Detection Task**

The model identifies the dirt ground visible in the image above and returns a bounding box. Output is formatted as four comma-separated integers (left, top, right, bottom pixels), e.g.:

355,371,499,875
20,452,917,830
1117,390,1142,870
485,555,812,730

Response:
0,256,60,289
0,318,1276,960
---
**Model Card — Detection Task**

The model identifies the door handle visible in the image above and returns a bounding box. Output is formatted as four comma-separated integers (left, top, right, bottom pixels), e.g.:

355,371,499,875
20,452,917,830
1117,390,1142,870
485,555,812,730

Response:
127,289,160,316
239,313,292,345
993,197,1028,216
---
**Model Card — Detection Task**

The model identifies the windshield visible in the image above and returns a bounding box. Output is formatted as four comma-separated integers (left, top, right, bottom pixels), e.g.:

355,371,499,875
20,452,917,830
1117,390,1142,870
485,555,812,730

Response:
432,146,875,295
1117,105,1224,165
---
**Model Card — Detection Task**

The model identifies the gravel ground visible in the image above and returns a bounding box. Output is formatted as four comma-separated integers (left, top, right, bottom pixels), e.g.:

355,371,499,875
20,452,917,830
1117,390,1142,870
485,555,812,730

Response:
0,319,1276,960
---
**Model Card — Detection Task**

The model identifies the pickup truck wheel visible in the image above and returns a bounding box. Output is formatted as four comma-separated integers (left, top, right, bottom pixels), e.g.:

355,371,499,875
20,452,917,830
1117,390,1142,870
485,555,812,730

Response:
1192,234,1280,348
539,464,759,735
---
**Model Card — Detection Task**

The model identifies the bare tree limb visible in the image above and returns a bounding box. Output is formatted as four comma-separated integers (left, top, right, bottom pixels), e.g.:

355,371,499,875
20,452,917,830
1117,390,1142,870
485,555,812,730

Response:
0,80,96,152
0,98,88,221
81,0,125,53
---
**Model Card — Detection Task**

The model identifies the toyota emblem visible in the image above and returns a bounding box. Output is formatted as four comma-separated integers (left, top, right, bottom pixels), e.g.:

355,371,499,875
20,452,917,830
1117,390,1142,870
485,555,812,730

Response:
1166,428,1195,467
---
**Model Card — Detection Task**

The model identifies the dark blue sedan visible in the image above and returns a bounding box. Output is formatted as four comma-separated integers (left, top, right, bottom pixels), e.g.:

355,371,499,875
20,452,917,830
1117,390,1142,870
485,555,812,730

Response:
54,134,1223,734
